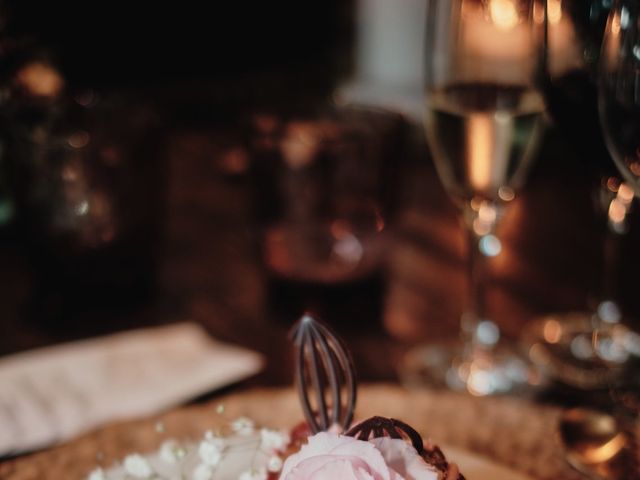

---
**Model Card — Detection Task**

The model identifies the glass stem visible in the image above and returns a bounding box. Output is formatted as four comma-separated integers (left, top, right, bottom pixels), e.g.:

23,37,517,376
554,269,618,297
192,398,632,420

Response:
466,227,487,332
594,179,629,327
595,209,624,326
601,222,620,304
462,200,500,355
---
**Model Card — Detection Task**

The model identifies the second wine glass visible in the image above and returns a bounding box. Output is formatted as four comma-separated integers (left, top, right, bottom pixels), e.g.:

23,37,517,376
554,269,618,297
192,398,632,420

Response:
599,0,640,196
406,0,546,395
523,0,640,391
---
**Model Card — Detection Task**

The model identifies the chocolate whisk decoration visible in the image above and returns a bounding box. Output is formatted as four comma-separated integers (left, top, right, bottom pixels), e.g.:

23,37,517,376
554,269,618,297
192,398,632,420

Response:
347,416,464,479
291,313,357,433
346,416,425,455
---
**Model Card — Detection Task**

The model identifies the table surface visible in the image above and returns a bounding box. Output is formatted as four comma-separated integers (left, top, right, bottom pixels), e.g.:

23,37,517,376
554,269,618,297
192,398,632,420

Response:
0,384,588,480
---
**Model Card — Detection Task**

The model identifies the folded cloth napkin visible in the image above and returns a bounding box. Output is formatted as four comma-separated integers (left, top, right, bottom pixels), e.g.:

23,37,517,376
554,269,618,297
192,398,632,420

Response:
0,322,263,456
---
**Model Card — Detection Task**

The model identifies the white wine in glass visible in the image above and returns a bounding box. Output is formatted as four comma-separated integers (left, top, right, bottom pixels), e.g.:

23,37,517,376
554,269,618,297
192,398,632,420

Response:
426,83,544,202
404,0,545,395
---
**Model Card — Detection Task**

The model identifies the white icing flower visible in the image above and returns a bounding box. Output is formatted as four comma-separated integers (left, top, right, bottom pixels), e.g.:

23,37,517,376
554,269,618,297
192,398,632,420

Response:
260,429,289,452
232,417,255,436
267,455,283,472
193,463,214,480
238,467,268,480
198,432,226,466
87,467,106,480
123,454,153,478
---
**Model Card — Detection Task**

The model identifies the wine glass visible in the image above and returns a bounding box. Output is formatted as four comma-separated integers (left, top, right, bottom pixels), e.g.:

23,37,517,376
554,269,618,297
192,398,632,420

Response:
599,0,640,196
595,0,640,382
523,0,640,390
404,0,545,395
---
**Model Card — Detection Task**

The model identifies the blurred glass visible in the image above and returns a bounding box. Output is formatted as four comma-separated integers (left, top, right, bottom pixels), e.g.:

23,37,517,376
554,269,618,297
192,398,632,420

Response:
402,0,545,395
599,0,640,195
248,105,405,324
542,0,612,168
523,0,640,390
251,105,403,285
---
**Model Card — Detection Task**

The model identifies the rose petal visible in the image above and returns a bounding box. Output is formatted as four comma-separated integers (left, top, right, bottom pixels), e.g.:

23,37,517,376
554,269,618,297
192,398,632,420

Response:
279,432,440,480
326,438,393,480
280,433,360,479
288,457,375,480
369,438,439,480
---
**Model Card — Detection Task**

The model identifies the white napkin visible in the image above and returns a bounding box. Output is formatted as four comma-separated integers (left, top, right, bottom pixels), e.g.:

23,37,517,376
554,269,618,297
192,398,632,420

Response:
0,322,264,456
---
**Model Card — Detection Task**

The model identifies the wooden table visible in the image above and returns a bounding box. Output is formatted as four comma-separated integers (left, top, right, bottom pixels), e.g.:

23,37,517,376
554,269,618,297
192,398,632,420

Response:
0,384,587,480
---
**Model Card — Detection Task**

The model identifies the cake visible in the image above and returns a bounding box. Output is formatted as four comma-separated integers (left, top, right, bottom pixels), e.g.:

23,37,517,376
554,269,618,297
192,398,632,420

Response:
85,415,463,480
86,315,464,480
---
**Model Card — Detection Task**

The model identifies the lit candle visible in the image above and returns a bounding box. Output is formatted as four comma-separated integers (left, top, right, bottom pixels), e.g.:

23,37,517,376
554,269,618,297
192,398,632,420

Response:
462,0,531,61
546,0,583,76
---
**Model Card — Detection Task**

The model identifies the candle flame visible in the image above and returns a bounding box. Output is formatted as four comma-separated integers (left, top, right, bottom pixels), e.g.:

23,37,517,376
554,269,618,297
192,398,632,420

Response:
547,0,563,24
533,1,545,24
611,10,621,35
489,0,519,30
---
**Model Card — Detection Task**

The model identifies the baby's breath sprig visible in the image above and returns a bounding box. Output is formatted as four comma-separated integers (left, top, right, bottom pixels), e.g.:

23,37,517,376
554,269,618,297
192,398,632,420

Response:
85,417,289,480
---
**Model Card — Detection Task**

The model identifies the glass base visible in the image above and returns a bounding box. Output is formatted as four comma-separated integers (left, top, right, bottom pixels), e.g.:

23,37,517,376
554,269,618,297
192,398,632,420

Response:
400,341,540,396
523,312,640,389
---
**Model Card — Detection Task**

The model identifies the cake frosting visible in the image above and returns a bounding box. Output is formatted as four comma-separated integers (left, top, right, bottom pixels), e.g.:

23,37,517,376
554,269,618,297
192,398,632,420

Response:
279,431,440,480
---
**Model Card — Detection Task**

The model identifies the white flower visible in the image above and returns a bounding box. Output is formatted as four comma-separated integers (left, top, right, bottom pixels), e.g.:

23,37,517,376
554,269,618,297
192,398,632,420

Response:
260,428,289,452
267,455,283,472
198,432,226,466
159,439,182,464
87,467,106,480
193,463,214,480
231,417,255,436
123,454,153,478
238,467,267,480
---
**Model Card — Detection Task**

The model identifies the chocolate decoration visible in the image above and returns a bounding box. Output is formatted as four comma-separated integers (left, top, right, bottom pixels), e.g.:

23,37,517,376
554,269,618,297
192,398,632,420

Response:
291,313,357,433
346,416,425,455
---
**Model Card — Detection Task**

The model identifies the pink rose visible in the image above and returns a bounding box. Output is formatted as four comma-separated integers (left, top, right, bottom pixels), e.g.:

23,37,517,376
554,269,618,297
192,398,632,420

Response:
279,432,440,480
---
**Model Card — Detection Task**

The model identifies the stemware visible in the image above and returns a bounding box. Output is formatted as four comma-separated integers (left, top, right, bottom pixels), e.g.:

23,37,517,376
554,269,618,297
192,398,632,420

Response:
404,0,546,395
523,0,640,390
599,0,640,196
559,407,634,479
